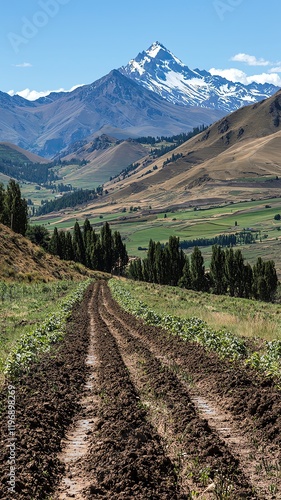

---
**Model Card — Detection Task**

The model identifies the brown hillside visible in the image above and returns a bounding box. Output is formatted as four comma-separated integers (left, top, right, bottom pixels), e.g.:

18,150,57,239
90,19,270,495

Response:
60,137,148,187
0,224,92,282
0,142,49,163
99,90,281,208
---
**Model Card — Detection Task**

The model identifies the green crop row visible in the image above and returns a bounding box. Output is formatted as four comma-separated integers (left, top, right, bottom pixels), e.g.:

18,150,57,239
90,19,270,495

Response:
109,279,247,361
4,279,92,379
246,341,281,380
109,279,281,382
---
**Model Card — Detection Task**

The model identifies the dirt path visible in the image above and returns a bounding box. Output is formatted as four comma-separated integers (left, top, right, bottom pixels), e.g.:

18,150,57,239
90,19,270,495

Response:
100,281,281,499
1,280,280,499
53,289,100,499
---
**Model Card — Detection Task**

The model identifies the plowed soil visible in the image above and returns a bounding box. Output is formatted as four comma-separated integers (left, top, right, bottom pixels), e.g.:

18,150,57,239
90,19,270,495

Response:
0,280,280,499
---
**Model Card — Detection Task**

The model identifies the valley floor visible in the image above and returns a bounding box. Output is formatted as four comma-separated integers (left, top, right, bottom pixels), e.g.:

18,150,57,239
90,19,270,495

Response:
0,281,280,498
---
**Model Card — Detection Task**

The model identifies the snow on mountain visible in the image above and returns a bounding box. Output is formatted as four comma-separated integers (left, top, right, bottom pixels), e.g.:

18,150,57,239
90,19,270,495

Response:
120,42,279,113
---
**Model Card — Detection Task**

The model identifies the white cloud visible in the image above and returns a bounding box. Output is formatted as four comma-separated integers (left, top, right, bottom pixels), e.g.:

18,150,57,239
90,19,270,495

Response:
209,67,281,87
13,62,32,68
231,53,270,66
247,73,281,86
270,66,281,73
7,84,84,101
209,67,249,84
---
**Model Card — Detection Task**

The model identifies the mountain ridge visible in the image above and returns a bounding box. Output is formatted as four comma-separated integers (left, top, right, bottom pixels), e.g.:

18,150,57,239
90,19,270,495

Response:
120,42,279,113
0,42,279,157
100,89,281,208
0,69,223,157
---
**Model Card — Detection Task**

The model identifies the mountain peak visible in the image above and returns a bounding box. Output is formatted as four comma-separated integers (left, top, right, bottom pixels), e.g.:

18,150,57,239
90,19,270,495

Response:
120,42,279,113
146,41,169,57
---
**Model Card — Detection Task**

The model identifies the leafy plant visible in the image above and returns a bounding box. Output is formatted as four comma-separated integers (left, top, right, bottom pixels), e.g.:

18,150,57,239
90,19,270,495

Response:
109,280,247,361
4,279,91,379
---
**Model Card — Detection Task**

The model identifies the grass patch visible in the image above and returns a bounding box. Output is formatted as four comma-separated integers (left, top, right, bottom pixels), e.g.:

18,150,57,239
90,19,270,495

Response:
0,280,88,386
109,279,281,381
110,279,281,343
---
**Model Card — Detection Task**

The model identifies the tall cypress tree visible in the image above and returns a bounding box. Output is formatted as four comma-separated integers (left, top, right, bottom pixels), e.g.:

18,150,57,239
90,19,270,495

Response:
210,245,227,295
4,179,28,235
253,257,278,301
234,249,245,297
147,239,157,283
49,227,61,257
65,231,74,261
83,219,94,268
113,231,128,275
225,248,236,297
178,256,191,288
100,222,114,273
190,246,206,291
167,236,185,286
72,222,86,265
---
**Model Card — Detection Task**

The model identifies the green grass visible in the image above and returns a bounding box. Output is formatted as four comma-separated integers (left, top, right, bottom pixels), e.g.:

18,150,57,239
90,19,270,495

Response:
110,279,281,381
113,279,281,343
0,280,84,386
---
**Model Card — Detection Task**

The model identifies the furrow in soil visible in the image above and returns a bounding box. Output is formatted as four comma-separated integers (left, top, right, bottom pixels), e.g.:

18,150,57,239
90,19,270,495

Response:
101,280,281,499
83,280,182,499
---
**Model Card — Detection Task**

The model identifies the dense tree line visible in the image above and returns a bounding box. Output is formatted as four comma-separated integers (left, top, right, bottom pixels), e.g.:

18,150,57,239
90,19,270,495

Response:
134,126,208,146
48,221,128,274
129,238,278,302
36,188,103,216
0,180,28,235
180,231,255,249
133,126,208,159
0,150,55,184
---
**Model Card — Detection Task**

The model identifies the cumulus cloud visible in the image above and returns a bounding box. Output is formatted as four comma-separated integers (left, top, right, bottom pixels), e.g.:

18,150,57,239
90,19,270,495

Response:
209,67,248,84
231,53,270,66
7,84,84,101
247,73,281,86
209,67,281,87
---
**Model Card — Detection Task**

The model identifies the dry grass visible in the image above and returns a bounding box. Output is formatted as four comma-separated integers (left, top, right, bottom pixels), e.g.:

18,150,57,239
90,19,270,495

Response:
119,280,281,343
0,223,94,283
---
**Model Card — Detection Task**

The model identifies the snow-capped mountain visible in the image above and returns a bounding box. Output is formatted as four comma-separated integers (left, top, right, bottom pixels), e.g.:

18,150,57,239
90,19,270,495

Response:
120,42,279,113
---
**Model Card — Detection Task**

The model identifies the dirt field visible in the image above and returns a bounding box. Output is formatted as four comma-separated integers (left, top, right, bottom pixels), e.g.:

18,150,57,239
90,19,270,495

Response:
0,281,280,499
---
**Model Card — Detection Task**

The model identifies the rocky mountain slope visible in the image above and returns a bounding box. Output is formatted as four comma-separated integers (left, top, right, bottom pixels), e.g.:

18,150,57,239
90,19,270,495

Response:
120,42,279,113
0,70,223,157
2,42,279,158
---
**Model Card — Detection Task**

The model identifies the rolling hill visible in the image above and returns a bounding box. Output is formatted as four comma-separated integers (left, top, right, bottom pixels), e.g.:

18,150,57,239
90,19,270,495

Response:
0,223,92,282
57,135,148,188
0,142,51,185
99,90,281,209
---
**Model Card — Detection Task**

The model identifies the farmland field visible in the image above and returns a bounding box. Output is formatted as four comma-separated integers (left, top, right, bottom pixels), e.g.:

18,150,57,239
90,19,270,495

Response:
33,197,281,273
1,279,280,499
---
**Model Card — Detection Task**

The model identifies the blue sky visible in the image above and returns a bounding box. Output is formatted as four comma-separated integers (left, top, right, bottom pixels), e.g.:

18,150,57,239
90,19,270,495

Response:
1,0,281,99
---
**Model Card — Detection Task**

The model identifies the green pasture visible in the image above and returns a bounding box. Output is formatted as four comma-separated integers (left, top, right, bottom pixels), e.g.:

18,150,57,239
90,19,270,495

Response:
30,196,281,271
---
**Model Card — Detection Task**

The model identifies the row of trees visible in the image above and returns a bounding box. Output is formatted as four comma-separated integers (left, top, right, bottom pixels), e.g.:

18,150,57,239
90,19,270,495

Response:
0,180,28,235
48,220,128,274
129,238,278,301
37,187,104,216
180,231,255,249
